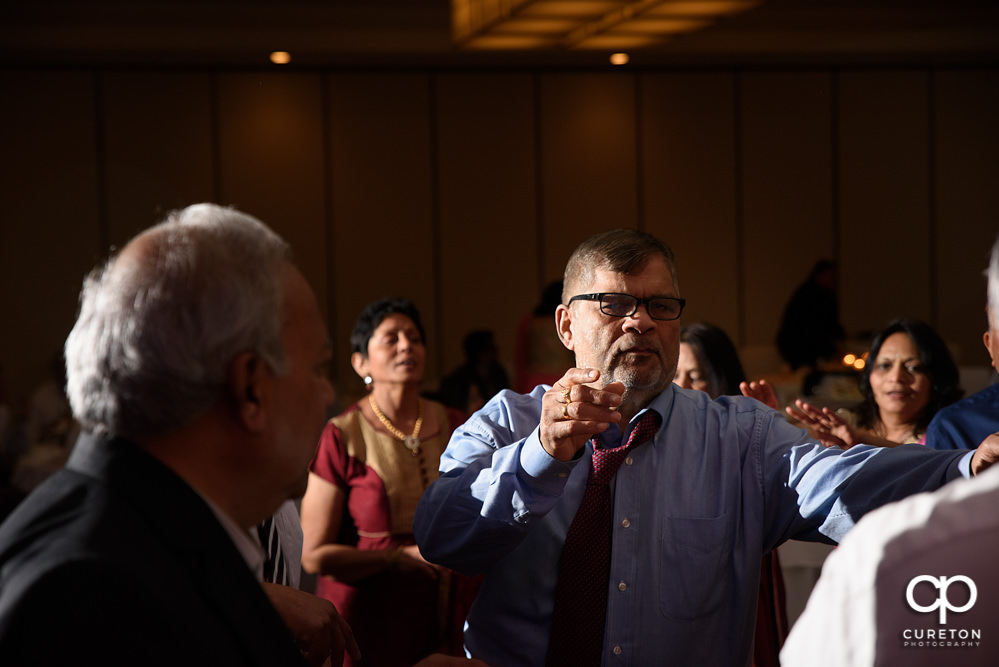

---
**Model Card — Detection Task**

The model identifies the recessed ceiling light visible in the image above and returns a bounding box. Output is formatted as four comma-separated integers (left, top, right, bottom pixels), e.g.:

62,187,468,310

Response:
609,52,629,65
270,51,292,65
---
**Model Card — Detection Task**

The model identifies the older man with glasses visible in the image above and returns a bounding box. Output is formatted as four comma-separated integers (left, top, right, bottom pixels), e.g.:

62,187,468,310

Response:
414,228,999,667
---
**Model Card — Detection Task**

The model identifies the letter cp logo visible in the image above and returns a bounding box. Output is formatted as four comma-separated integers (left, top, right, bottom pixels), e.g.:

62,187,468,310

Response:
906,575,977,624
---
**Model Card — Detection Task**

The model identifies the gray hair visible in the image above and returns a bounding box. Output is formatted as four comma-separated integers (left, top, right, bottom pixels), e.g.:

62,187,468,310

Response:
65,203,292,438
563,228,680,302
991,234,999,331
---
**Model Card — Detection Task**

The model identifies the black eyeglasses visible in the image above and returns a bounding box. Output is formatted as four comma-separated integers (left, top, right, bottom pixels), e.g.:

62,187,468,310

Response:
568,292,686,321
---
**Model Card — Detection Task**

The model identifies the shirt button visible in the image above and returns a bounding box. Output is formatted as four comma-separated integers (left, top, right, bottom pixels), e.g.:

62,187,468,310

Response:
621,518,631,528
618,581,627,592
625,457,634,466
613,645,623,655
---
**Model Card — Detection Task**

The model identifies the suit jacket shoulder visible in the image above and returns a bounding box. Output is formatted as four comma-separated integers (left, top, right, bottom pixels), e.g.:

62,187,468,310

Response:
0,433,306,666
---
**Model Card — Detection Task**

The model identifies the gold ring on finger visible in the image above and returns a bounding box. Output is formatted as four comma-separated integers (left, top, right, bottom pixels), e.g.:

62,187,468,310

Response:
561,387,571,404
562,402,570,420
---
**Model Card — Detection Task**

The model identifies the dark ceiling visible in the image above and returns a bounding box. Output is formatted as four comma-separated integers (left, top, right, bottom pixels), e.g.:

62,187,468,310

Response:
2,0,998,69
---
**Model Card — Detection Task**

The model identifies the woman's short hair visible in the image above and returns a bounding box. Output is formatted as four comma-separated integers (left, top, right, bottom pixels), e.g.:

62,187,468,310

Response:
680,322,746,399
350,297,426,356
65,203,292,438
856,319,963,431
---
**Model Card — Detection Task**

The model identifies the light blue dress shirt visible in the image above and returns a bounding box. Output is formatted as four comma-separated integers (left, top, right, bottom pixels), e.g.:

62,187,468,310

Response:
414,384,970,667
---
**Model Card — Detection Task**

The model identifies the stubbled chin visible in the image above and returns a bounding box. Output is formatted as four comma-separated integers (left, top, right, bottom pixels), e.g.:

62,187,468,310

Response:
615,367,670,393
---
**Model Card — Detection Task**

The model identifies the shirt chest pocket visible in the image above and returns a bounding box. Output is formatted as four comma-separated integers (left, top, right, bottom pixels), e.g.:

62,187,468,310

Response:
659,514,733,621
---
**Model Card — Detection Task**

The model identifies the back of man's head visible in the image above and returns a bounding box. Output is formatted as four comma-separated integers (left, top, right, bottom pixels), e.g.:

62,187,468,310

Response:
65,203,292,439
563,228,679,302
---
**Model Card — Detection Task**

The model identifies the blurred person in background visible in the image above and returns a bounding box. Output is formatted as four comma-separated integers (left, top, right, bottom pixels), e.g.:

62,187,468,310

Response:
776,260,845,372
434,330,509,416
301,297,477,667
789,318,962,449
514,281,575,393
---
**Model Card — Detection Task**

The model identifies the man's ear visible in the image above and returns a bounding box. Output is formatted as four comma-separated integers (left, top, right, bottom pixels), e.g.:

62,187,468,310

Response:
229,351,267,432
555,304,575,351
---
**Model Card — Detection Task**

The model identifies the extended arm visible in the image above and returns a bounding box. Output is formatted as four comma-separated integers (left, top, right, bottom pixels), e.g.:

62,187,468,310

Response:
767,422,971,546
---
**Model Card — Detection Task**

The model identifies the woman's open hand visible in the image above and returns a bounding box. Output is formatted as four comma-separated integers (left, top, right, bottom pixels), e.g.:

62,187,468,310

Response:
785,400,857,449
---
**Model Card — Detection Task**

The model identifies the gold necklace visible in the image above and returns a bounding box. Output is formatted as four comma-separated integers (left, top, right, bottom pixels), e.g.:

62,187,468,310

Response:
875,420,916,443
369,394,423,456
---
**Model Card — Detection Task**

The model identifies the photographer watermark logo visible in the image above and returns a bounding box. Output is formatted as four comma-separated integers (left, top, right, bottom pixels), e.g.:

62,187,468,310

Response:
902,575,981,649
906,575,977,624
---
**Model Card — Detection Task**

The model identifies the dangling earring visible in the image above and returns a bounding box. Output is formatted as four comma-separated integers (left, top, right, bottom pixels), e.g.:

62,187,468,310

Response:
364,376,373,391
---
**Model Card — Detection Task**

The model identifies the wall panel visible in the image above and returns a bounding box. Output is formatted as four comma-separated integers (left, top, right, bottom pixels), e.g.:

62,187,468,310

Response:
540,73,638,283
934,69,999,367
217,72,328,328
327,73,436,398
102,71,215,247
641,72,739,341
2,64,998,405
435,73,537,378
0,71,101,397
838,71,932,343
740,71,834,347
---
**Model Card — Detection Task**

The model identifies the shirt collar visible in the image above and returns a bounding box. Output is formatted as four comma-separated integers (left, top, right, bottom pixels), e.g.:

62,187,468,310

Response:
598,384,672,449
642,383,674,429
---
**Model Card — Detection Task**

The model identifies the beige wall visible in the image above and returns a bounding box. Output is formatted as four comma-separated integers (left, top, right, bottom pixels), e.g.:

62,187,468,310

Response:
1,66,997,408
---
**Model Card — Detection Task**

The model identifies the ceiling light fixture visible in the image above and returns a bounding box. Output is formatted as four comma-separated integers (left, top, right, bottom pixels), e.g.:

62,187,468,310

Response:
451,0,762,51
270,51,292,65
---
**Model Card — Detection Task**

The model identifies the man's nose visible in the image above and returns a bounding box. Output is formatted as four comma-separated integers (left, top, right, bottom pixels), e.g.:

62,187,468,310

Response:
624,304,656,334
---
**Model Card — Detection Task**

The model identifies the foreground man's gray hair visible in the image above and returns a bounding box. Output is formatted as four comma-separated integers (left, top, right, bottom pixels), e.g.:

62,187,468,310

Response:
65,203,292,438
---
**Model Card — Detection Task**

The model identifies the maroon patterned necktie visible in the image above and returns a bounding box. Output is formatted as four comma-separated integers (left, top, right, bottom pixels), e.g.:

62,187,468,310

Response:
545,411,661,667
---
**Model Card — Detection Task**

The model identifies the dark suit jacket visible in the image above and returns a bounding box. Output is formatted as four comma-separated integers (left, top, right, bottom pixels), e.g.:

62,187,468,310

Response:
0,432,308,666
